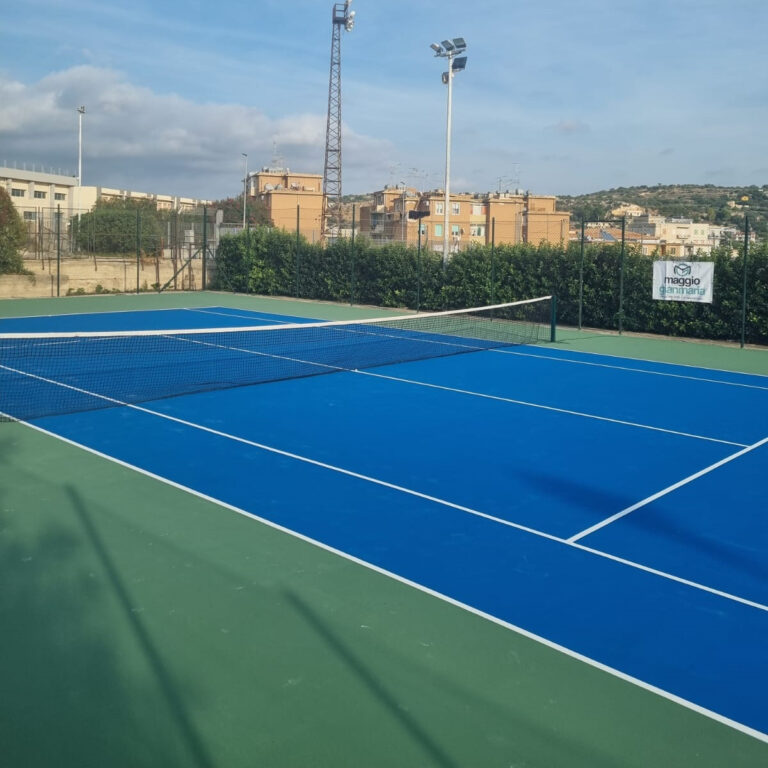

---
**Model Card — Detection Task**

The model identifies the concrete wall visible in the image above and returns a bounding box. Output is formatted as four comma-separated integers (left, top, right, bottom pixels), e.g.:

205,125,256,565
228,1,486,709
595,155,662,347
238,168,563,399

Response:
0,257,206,299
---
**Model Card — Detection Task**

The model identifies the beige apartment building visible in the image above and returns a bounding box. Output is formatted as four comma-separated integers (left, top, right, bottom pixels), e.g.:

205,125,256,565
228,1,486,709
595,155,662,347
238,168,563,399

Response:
358,187,569,251
249,167,323,242
1,166,210,226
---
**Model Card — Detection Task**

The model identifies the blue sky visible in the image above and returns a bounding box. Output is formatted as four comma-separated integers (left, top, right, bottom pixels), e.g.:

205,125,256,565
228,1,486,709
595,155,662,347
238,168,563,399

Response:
2,0,766,200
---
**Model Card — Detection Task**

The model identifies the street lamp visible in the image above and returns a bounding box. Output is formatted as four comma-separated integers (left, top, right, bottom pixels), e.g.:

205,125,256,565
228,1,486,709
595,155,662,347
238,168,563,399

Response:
430,37,467,267
242,153,248,229
77,106,85,228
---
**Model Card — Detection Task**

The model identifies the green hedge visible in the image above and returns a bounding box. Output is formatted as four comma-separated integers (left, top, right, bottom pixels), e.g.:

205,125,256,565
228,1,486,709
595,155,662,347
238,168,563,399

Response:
212,229,767,345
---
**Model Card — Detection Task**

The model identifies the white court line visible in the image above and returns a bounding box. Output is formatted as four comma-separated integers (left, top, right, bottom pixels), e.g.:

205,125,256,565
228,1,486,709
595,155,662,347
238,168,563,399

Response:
3,413,767,744
356,370,746,448
1,364,765,614
495,348,768,391
141,333,747,449
529,342,768,381
568,436,768,543
186,308,297,324
0,305,222,321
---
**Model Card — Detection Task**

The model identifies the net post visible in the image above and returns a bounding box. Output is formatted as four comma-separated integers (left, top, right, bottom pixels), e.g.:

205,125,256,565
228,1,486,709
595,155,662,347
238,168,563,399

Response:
550,295,557,342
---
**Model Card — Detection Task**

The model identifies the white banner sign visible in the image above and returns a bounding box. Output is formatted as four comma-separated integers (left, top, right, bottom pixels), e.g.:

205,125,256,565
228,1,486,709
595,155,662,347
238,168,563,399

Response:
652,261,714,303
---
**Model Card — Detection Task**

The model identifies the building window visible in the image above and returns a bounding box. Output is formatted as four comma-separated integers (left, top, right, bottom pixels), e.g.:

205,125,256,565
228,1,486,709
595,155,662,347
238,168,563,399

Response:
452,203,460,215
434,202,444,215
23,211,36,221
54,193,66,201
12,188,25,197
419,224,427,236
472,204,484,216
34,190,46,199
470,224,486,237
451,224,460,236
434,224,443,237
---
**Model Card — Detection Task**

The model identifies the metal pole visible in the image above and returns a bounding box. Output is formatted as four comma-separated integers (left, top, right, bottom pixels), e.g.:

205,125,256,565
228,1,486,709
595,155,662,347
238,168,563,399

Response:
741,215,749,348
296,204,301,298
579,218,585,330
443,52,453,269
202,206,208,291
350,204,356,306
242,153,248,229
490,217,496,309
618,217,626,334
77,106,85,236
136,209,141,294
56,205,61,297
417,218,422,312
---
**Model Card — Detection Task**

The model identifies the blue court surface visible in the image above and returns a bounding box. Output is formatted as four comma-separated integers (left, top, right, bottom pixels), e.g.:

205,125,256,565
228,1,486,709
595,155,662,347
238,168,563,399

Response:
2,304,767,742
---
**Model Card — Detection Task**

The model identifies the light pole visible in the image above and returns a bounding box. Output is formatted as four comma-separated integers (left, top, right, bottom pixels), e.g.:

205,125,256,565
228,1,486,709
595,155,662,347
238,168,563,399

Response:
430,38,467,268
242,153,248,229
77,106,85,231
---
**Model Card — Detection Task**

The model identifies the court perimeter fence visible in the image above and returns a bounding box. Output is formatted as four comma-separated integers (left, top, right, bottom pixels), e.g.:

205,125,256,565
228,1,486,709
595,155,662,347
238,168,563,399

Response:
211,226,768,346
2,205,766,346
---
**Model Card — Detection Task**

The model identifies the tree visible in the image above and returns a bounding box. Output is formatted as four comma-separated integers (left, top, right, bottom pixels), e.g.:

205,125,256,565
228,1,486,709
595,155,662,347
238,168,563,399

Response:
0,187,26,273
71,198,163,254
211,194,271,227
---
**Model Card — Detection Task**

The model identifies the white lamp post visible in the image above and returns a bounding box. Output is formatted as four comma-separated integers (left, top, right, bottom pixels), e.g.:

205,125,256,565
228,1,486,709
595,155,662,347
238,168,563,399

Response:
430,38,467,267
77,106,85,229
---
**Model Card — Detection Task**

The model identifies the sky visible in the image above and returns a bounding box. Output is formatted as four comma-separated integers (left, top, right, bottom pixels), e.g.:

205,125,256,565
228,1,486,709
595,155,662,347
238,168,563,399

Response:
1,0,767,201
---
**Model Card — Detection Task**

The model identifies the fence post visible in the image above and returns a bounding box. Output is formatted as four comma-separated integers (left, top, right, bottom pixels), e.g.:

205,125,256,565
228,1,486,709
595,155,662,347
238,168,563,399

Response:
350,204,356,306
296,204,300,298
550,294,557,342
490,217,496,311
618,216,626,334
56,205,61,297
578,218,585,330
741,215,749,348
202,206,207,290
136,209,141,294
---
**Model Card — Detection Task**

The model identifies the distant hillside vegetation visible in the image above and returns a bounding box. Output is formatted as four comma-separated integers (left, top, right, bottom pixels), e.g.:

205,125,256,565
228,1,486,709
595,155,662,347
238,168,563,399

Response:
557,184,768,236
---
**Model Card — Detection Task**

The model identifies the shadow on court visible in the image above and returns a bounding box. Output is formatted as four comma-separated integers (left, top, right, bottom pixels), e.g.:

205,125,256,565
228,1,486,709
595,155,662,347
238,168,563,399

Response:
0,439,209,768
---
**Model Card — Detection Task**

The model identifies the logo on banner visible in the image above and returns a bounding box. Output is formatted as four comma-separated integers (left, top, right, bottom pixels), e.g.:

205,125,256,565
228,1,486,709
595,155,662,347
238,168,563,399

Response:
653,261,714,303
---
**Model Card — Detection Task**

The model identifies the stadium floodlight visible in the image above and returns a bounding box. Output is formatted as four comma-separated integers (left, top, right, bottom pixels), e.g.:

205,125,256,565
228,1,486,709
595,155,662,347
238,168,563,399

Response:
429,36,468,266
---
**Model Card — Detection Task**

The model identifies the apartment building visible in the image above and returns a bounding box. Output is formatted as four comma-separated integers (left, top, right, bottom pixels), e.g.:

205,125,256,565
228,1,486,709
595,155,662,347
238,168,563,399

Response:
249,167,323,242
626,214,736,255
359,188,569,251
1,166,210,226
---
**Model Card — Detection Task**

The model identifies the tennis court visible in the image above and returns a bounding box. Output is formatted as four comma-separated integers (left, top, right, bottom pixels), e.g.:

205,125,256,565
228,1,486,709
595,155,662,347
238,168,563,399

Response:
1,293,766,768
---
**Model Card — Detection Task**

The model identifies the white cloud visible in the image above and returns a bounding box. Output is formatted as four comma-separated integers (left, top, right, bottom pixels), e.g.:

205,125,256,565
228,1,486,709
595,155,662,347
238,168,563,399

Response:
0,66,391,198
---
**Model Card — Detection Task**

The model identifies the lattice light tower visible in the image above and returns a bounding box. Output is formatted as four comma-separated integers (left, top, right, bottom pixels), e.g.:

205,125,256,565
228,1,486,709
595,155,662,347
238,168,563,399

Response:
322,1,355,239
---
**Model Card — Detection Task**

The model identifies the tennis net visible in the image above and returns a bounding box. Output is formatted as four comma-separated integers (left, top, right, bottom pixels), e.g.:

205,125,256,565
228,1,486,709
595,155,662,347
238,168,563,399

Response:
0,296,554,422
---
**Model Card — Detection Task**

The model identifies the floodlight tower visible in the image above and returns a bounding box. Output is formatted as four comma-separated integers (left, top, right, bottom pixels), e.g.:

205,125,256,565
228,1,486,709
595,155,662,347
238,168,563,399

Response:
322,1,355,240
430,38,467,265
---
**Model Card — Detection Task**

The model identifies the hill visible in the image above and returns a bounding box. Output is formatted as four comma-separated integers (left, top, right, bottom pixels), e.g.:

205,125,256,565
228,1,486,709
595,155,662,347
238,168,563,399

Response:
557,184,768,236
